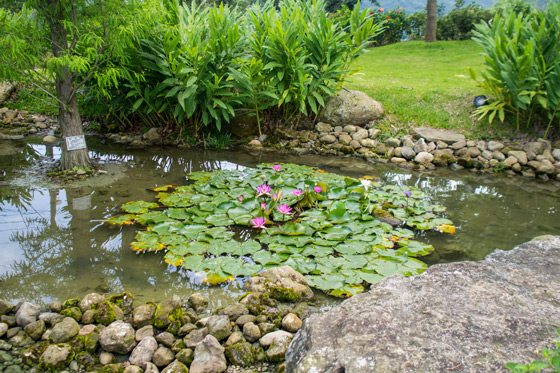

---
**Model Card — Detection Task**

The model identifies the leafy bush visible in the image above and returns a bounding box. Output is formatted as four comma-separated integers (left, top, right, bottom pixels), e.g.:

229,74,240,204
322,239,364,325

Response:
85,0,382,138
437,1,494,41
368,7,408,46
468,0,560,136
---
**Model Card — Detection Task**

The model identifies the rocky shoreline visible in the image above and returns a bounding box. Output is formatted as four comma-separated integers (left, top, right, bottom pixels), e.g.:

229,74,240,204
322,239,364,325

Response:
0,267,315,373
1,105,559,182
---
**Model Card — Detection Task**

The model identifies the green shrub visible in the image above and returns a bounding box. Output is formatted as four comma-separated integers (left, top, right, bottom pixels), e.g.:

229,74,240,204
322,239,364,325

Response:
468,0,560,136
437,1,494,41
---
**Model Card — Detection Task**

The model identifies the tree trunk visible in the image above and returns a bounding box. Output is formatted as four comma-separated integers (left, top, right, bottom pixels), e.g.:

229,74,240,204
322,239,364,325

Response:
46,0,90,170
425,0,437,42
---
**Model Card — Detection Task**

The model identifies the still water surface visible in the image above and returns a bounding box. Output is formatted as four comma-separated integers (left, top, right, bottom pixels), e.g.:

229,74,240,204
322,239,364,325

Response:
1,138,559,308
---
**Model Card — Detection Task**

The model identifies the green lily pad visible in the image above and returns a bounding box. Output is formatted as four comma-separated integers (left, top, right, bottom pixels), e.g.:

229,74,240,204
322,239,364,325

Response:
122,201,159,214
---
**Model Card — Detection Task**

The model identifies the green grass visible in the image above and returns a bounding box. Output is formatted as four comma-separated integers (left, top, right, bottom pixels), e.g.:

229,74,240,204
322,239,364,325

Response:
3,84,58,116
347,40,517,140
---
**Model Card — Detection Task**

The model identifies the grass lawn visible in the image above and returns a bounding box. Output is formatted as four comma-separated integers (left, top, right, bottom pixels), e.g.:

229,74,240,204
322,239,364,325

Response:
347,40,518,140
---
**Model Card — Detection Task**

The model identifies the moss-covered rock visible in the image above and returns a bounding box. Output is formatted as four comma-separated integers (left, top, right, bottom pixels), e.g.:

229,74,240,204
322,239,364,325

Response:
20,341,49,366
153,299,182,330
224,342,257,367
39,343,74,372
107,292,134,313
95,301,123,326
60,306,83,322
23,319,46,340
132,302,155,328
62,298,81,309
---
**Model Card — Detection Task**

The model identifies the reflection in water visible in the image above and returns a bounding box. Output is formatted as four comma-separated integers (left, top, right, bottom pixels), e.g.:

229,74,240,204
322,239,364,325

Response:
0,139,559,307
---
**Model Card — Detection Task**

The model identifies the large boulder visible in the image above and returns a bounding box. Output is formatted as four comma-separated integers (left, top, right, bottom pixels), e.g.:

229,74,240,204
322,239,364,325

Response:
190,335,227,373
99,321,136,354
318,90,383,127
0,82,16,104
244,266,313,302
15,302,41,327
286,236,560,372
411,127,466,144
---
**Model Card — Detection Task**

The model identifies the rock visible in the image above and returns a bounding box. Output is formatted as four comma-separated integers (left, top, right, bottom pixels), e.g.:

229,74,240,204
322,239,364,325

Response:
414,152,433,164
38,312,64,327
225,331,244,346
286,236,560,372
266,335,291,363
144,362,159,373
15,302,41,327
143,128,161,143
413,138,428,153
153,299,182,330
274,126,299,139
95,301,123,326
183,327,208,349
480,150,493,160
60,306,82,322
24,320,46,340
176,348,194,365
503,156,518,169
161,359,188,373
258,322,276,335
466,147,481,158
350,140,361,149
339,134,352,145
235,315,256,327
248,139,262,147
243,322,261,343
315,122,332,133
152,346,175,367
508,150,528,165
9,329,34,346
368,128,380,139
318,134,336,144
132,303,155,328
0,82,16,104
259,330,293,347
450,140,466,150
135,325,154,342
0,322,7,338
374,143,387,155
188,293,209,310
39,344,73,371
524,141,545,155
552,148,560,161
0,300,14,315
352,128,369,141
389,157,405,164
343,125,357,133
190,335,227,373
77,324,99,351
411,128,465,144
281,313,302,333
318,90,384,127
243,266,313,302
42,135,57,144
226,109,259,137
156,331,176,347
129,336,158,369
487,141,504,152
218,303,249,321
225,342,257,367
124,365,144,373
360,138,375,148
99,321,136,354
50,317,80,343
99,351,115,365
522,168,536,178
178,323,197,337
80,293,104,312
400,146,415,161
206,315,232,341
432,149,455,167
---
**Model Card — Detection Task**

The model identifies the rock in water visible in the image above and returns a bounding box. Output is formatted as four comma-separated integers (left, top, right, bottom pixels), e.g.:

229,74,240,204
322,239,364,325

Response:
286,236,560,372
318,90,384,127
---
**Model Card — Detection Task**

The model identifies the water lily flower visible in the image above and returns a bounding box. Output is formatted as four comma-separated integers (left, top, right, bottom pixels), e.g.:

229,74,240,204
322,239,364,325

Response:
238,196,243,202
250,217,267,229
256,184,272,197
314,186,322,193
273,164,281,171
273,194,279,201
405,190,412,197
260,202,266,210
360,179,372,189
277,204,293,215
293,189,302,196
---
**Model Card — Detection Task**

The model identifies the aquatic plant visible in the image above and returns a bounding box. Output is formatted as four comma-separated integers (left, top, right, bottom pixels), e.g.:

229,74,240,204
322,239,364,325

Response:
107,164,455,297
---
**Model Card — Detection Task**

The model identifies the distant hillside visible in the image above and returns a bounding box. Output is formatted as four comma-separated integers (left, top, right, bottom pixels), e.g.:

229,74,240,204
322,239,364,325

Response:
361,0,497,14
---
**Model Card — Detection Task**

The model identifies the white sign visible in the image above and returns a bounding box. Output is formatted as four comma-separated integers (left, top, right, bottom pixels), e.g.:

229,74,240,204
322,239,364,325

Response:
66,135,87,151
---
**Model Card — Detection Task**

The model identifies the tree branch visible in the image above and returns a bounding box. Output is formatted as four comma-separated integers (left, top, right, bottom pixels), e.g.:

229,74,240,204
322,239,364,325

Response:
0,56,59,104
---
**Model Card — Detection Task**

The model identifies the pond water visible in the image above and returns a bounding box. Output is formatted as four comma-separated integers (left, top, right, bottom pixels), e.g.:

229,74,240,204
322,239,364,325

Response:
1,137,559,309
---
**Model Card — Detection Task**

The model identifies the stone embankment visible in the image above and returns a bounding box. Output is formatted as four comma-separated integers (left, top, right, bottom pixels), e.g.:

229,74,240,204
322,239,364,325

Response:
286,235,560,372
0,267,314,373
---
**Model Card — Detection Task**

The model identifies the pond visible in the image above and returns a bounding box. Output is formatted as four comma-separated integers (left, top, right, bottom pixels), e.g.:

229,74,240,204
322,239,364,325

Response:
1,137,559,309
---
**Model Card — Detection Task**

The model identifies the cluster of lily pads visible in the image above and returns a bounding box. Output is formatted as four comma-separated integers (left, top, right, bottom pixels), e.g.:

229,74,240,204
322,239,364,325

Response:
107,164,455,297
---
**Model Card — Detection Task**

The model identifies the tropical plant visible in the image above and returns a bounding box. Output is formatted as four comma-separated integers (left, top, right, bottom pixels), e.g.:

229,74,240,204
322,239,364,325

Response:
0,0,164,169
437,1,494,41
107,164,455,297
468,0,560,136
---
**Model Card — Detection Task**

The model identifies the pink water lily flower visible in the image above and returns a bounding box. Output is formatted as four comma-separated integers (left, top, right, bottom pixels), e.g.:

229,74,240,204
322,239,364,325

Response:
273,164,281,171
250,217,267,229
238,196,243,202
273,194,279,200
260,202,266,210
256,184,272,197
277,204,293,215
314,186,322,193
293,189,302,196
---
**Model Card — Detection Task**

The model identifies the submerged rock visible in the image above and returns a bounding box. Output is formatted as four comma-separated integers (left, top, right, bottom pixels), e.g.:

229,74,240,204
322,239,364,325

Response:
286,236,560,372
